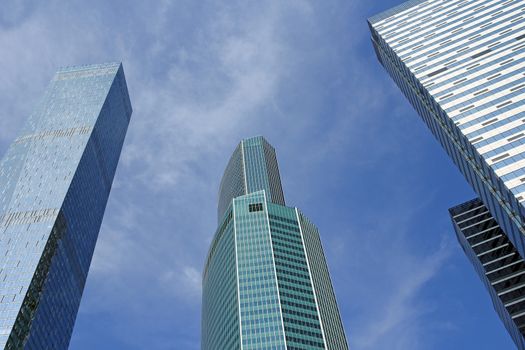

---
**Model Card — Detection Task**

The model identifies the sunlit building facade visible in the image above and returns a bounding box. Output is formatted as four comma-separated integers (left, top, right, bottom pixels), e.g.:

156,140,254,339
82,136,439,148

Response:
202,136,349,350
369,0,525,347
0,63,132,349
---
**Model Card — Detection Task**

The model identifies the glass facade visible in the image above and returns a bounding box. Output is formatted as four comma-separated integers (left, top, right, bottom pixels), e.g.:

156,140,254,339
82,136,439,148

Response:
217,136,285,222
203,136,349,350
202,206,240,349
0,62,132,349
450,199,525,349
369,0,525,347
297,212,349,350
234,192,287,350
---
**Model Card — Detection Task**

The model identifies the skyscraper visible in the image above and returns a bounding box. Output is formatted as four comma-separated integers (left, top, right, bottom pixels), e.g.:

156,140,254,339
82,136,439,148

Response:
202,136,349,350
369,0,525,347
0,62,132,349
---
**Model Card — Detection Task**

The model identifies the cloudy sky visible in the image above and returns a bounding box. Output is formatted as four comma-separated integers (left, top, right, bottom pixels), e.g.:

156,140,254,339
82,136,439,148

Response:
0,0,517,349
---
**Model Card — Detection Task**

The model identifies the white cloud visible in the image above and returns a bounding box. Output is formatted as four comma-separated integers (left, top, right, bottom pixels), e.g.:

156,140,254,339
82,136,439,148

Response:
352,239,451,350
120,1,292,192
325,185,456,350
160,266,202,301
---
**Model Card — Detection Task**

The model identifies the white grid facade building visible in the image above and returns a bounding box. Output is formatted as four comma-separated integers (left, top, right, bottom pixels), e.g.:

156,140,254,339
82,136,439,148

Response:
369,1,525,347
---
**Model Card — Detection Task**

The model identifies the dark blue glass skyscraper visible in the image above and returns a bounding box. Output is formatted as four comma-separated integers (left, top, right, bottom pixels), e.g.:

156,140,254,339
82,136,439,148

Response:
0,62,132,349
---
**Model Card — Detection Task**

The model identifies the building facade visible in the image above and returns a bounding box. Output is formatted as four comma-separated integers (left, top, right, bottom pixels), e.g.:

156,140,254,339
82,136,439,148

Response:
202,136,349,350
451,198,525,347
217,136,285,223
0,63,132,349
369,0,525,347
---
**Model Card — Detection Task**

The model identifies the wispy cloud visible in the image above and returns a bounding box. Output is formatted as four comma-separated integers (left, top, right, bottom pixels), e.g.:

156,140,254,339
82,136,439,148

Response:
352,238,451,350
121,1,300,191
322,179,457,350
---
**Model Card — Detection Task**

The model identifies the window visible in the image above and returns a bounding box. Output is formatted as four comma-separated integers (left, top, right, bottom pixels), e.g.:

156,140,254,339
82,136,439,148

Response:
248,203,263,212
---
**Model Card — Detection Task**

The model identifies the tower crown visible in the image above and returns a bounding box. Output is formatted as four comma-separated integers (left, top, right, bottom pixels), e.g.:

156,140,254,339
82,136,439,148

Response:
217,136,285,222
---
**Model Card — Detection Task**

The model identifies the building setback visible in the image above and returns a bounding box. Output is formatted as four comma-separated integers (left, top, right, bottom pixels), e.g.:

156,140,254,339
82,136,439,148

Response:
202,136,349,350
368,0,525,347
0,63,132,349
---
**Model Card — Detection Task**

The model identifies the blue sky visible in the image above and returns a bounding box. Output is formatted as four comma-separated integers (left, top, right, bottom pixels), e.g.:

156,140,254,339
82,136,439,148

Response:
0,0,517,349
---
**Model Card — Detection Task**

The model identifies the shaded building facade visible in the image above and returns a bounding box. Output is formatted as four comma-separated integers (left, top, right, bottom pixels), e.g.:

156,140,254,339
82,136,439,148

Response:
0,63,132,349
202,136,349,350
451,198,525,348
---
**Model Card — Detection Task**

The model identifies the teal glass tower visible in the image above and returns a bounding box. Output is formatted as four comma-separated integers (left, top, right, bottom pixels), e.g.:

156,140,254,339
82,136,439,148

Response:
202,136,349,350
0,63,132,349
